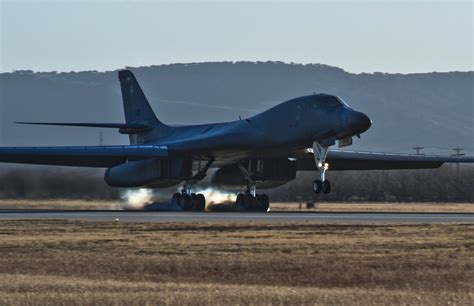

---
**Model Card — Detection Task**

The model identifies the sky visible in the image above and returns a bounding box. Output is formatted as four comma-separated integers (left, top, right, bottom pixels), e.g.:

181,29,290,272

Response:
0,0,472,73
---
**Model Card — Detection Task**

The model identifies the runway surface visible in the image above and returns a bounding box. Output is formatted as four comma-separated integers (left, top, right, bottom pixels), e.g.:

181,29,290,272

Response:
0,210,473,223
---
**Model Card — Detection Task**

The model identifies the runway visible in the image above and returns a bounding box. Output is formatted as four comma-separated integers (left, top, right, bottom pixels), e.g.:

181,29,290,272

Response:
0,210,473,223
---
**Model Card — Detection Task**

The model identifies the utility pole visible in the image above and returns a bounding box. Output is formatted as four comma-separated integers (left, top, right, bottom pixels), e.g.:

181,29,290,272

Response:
99,132,104,146
451,147,464,157
451,147,464,176
412,146,424,155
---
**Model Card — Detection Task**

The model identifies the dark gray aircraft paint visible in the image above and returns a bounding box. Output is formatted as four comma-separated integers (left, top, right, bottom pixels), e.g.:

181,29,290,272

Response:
1,70,473,211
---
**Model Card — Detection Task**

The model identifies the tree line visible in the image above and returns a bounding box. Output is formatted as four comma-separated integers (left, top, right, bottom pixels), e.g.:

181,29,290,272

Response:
0,165,472,202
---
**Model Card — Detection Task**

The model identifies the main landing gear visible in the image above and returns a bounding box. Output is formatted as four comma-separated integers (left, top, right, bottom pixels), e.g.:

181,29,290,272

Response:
171,190,206,211
312,140,332,194
171,181,206,211
235,189,270,212
171,158,215,211
235,165,270,212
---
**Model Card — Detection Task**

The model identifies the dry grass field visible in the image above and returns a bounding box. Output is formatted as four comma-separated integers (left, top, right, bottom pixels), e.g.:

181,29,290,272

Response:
0,220,472,305
271,202,474,213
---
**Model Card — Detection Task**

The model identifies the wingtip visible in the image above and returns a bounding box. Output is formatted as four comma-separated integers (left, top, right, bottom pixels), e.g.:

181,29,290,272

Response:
14,122,43,125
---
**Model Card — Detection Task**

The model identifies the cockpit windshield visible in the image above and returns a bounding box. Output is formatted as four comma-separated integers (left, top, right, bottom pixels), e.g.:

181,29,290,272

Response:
314,94,349,107
337,97,350,107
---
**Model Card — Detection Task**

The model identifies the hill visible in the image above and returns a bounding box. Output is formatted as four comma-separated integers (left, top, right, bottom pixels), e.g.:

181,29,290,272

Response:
1,62,473,154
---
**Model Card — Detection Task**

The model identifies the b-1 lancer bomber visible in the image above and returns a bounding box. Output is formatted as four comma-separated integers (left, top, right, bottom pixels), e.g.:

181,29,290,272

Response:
1,70,472,211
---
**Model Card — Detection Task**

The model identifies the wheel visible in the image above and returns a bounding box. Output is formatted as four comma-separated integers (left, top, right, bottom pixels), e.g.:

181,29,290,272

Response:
194,194,206,211
312,179,322,194
236,193,246,209
191,193,198,210
172,193,182,206
322,180,331,194
258,194,270,212
246,194,258,211
256,194,262,210
185,194,194,210
243,194,252,211
179,194,192,211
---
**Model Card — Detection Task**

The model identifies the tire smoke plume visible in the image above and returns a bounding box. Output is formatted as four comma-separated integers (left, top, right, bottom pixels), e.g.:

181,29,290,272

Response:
119,187,237,210
120,189,157,210
197,187,236,205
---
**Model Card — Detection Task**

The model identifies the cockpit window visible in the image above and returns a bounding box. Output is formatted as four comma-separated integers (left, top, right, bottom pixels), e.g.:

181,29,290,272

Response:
325,97,341,107
314,94,348,107
337,97,350,107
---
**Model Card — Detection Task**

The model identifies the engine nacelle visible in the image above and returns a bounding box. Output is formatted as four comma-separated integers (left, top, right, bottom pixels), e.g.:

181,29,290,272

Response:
104,158,192,188
211,159,296,189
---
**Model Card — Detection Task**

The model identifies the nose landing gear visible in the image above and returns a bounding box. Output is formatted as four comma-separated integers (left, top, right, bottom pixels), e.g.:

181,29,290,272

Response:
312,140,332,194
312,179,331,194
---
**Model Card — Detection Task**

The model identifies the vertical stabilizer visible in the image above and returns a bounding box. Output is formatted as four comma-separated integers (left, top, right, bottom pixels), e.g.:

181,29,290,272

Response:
118,70,168,144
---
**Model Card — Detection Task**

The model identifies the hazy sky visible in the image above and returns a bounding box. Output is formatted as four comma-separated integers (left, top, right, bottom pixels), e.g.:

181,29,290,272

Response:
1,0,472,73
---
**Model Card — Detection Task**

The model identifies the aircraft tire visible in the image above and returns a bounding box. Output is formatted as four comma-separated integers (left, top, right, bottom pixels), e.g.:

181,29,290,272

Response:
236,193,246,210
259,194,270,212
180,194,193,211
191,193,198,210
243,195,252,211
172,193,182,208
322,180,331,194
195,194,206,211
313,179,322,194
242,194,252,211
247,194,258,211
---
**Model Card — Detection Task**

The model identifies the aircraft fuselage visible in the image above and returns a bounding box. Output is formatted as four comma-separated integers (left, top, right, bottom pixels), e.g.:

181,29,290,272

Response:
155,94,371,159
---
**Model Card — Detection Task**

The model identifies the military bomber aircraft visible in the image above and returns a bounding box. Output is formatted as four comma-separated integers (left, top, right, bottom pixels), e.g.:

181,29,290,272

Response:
0,70,472,211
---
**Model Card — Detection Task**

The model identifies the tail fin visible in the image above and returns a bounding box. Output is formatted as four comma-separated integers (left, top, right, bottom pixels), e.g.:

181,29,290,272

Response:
118,70,169,144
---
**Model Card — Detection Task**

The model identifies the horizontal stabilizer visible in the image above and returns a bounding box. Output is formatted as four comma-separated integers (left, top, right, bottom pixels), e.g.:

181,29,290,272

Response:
14,122,152,134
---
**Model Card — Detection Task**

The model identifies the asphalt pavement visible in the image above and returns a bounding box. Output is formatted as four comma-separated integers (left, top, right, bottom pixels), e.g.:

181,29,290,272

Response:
0,210,472,223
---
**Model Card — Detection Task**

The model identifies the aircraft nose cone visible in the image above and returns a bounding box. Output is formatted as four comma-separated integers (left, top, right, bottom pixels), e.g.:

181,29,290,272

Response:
350,111,372,134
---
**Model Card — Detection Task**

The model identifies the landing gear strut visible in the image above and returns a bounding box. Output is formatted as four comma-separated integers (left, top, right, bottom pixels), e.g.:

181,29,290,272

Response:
235,164,270,212
312,140,332,194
